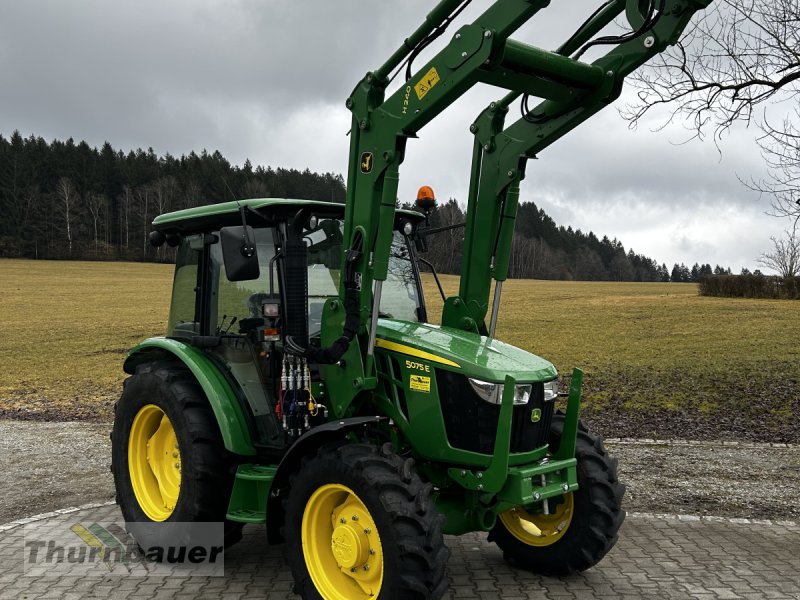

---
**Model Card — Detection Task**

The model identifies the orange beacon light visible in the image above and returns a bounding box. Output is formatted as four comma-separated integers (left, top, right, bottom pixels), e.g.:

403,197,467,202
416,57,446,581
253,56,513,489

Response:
415,186,436,213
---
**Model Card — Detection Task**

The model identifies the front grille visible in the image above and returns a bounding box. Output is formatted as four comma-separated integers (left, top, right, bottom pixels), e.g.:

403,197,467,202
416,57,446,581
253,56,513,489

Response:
436,370,552,454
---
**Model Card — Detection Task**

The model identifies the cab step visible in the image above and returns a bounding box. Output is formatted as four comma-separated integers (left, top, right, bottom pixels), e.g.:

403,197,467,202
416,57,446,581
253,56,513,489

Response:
226,464,277,524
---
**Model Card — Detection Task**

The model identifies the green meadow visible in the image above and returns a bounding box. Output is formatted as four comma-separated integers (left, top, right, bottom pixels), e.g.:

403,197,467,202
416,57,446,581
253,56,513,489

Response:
1,259,796,441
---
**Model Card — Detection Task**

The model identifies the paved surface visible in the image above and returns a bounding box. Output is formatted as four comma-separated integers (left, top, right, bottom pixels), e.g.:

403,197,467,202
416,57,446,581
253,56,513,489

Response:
1,504,799,599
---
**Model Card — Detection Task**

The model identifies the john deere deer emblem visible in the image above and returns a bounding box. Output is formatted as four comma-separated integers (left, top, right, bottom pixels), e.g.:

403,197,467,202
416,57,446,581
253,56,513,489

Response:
360,152,373,174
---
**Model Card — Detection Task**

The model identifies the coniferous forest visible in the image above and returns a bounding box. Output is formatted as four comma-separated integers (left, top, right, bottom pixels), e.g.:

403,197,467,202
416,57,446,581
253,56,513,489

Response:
0,132,727,281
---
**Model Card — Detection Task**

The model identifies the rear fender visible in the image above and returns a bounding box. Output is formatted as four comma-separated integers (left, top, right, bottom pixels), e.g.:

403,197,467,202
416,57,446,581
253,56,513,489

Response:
124,337,256,456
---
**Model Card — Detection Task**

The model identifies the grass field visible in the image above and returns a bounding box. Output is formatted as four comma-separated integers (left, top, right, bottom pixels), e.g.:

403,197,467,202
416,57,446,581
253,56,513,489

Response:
1,259,797,441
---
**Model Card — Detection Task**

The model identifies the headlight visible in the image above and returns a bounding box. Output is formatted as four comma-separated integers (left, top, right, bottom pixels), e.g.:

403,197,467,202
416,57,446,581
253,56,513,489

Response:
468,379,532,405
543,379,559,402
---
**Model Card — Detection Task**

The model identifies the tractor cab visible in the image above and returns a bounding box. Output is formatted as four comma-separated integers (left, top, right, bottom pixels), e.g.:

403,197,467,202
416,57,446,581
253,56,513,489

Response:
147,198,428,451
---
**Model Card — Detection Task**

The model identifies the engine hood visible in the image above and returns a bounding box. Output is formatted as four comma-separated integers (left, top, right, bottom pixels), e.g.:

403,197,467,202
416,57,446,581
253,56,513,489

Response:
375,319,557,382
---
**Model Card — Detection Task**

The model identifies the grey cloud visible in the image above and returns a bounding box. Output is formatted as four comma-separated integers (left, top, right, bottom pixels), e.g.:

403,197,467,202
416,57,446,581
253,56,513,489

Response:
0,0,781,269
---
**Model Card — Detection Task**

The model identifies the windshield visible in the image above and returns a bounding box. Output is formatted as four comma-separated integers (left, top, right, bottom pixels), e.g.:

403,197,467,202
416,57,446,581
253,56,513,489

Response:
184,220,424,341
305,219,423,337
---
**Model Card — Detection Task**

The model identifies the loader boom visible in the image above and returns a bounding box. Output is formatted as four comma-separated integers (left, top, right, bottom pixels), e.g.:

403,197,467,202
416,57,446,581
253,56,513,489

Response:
325,0,711,381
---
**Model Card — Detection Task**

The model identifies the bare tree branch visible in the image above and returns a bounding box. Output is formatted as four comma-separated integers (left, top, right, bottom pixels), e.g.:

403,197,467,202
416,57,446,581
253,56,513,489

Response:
757,223,800,277
625,0,800,225
625,0,800,137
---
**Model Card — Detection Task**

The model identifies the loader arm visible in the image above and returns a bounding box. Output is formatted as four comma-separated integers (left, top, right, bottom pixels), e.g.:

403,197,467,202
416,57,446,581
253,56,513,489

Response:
323,0,712,382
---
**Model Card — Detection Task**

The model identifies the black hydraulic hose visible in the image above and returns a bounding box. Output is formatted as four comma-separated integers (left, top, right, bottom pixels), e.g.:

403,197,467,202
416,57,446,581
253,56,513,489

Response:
558,1,615,55
520,93,553,124
521,0,664,123
572,0,665,60
285,233,364,364
387,0,472,84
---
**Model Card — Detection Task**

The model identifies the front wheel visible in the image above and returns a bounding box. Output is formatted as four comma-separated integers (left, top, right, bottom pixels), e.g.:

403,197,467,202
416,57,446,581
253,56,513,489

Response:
284,442,449,600
489,413,625,575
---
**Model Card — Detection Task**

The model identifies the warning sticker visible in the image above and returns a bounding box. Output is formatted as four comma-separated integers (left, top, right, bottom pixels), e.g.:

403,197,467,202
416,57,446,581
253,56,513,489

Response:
410,375,431,393
360,151,374,174
414,67,441,100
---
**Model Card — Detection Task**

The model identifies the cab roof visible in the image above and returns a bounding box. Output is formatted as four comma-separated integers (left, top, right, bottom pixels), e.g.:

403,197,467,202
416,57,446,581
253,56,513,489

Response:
152,198,424,234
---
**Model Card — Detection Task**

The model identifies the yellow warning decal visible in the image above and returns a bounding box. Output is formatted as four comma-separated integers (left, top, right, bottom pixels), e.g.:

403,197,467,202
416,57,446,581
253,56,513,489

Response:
414,67,441,100
410,375,431,393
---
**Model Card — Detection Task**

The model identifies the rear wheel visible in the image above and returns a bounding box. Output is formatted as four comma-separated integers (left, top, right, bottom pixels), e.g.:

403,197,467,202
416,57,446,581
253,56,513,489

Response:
489,413,625,575
111,360,242,549
284,441,449,600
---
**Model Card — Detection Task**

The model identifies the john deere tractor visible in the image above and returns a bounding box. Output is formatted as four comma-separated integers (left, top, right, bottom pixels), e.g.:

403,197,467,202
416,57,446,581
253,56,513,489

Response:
111,1,712,597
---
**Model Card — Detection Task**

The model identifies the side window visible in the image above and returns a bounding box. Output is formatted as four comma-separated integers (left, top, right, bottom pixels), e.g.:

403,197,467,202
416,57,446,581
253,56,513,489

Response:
209,228,277,332
380,232,422,323
166,238,201,337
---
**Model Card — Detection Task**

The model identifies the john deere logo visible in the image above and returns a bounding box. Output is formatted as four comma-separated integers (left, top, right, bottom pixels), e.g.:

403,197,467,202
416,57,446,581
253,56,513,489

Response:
530,408,542,423
360,152,374,174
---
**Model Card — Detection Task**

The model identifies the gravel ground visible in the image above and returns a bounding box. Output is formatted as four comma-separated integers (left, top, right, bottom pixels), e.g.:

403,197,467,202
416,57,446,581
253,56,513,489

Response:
1,419,798,524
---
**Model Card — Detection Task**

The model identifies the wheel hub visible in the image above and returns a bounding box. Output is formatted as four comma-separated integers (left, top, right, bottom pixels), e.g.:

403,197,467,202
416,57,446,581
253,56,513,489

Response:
302,484,383,599
499,492,574,547
128,404,181,521
331,523,368,569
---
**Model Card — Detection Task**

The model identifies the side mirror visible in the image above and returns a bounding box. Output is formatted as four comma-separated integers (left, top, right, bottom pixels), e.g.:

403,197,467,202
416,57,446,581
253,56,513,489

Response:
149,230,166,247
220,226,260,281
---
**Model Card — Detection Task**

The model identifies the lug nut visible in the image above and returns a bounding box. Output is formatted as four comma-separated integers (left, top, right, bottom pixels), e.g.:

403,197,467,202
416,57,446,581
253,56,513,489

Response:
364,528,371,534
369,549,375,555
340,518,347,524
352,515,359,521
363,565,369,571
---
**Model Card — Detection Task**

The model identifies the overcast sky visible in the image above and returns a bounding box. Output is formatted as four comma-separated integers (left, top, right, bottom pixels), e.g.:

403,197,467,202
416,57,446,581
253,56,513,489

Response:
0,0,784,271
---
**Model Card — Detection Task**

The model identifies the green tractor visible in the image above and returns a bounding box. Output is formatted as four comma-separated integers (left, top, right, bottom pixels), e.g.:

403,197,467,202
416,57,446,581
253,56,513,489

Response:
111,0,711,597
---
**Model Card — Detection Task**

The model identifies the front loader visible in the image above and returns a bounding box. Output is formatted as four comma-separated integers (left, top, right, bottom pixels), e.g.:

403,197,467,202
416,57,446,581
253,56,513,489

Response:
111,1,712,598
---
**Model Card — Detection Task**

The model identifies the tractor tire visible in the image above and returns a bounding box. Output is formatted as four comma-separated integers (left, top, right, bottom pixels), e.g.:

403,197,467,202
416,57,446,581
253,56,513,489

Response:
489,412,625,575
111,359,243,551
284,441,449,600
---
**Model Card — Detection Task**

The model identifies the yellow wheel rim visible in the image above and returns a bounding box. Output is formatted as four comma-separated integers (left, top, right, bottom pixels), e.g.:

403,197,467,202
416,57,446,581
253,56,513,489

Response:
128,404,181,522
499,493,574,547
301,483,383,599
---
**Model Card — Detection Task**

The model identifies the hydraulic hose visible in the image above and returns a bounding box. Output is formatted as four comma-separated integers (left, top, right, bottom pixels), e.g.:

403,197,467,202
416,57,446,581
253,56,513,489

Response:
285,233,364,364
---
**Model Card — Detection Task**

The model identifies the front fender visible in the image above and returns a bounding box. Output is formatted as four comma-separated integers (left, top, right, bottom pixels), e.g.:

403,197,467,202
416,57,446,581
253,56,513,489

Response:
124,337,256,456
266,416,386,544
